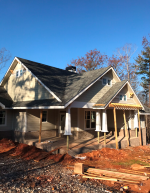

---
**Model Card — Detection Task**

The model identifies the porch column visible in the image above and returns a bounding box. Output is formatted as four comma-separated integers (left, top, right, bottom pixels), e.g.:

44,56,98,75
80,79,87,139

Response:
138,109,142,146
113,107,118,149
64,107,72,151
39,110,43,143
101,109,108,146
95,110,101,143
123,110,129,147
134,110,138,137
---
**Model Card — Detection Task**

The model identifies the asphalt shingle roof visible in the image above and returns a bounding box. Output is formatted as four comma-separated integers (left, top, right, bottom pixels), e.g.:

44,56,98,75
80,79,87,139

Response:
94,80,128,107
0,86,13,107
18,57,111,105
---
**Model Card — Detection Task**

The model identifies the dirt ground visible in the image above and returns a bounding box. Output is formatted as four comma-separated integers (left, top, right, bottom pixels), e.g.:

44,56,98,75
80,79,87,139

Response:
1,138,150,192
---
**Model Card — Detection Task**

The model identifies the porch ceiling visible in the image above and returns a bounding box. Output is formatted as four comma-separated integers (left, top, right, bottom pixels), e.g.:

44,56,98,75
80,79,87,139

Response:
108,103,142,110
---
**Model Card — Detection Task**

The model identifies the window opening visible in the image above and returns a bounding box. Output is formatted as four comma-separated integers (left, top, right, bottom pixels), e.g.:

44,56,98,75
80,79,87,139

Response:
42,111,47,122
0,111,6,125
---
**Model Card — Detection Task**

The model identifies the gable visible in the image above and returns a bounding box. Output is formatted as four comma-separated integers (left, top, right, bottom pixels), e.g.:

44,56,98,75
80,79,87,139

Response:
4,62,54,102
111,84,136,105
75,69,119,103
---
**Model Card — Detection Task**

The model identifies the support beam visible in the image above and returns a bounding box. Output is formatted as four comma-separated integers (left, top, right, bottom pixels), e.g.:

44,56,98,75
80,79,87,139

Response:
123,110,129,147
39,110,43,143
67,135,69,152
138,109,142,146
97,131,100,143
113,107,118,149
104,132,106,146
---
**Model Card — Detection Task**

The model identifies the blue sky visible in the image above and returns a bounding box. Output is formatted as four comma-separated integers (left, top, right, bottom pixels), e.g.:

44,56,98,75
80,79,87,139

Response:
0,0,150,81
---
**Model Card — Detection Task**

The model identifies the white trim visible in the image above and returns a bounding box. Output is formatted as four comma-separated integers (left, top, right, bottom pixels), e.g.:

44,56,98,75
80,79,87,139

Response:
0,57,62,102
127,82,144,108
0,102,5,109
0,57,17,86
65,67,113,108
5,106,65,109
140,112,150,115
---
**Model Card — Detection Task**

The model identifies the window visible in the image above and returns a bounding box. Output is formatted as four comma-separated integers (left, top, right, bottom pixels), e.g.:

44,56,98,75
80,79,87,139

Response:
16,69,24,78
108,79,111,85
120,94,127,101
0,111,6,125
103,78,107,85
85,111,96,129
102,78,111,86
42,111,47,122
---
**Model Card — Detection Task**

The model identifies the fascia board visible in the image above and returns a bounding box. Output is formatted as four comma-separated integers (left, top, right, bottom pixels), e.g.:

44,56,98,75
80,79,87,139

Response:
127,81,144,109
16,58,62,102
64,67,112,108
0,57,17,86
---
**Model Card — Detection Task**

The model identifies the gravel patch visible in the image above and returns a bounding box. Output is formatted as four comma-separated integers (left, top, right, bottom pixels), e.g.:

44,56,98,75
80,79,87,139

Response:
0,155,120,193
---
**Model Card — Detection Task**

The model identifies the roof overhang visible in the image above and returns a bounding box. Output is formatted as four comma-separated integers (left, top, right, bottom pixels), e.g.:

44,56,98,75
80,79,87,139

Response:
5,106,65,109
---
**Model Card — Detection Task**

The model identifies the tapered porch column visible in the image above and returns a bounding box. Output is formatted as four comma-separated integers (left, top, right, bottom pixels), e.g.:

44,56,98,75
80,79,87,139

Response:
95,110,101,143
134,110,138,137
64,107,72,151
101,109,108,146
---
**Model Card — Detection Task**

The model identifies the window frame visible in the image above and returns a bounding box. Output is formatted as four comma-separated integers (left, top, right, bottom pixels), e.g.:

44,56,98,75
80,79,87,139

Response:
84,110,96,130
0,110,7,126
119,94,127,101
102,77,112,86
16,69,24,78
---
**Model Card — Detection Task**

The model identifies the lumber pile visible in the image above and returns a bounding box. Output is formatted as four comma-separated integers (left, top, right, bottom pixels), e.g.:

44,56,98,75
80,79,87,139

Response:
74,163,149,184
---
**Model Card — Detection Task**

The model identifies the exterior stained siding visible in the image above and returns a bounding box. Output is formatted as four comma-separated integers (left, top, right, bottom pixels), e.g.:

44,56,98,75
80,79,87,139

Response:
71,108,78,131
76,70,116,103
4,63,53,102
111,85,136,105
27,109,56,131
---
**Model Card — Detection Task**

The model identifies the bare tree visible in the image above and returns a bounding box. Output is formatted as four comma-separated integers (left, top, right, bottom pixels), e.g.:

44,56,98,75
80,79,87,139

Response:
0,47,11,72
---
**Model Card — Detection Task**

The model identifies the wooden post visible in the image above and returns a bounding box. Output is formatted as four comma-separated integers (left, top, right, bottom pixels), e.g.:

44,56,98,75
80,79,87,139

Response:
113,107,118,149
138,109,142,146
104,132,106,146
136,128,138,137
123,110,129,147
98,131,100,143
67,135,69,151
39,110,43,143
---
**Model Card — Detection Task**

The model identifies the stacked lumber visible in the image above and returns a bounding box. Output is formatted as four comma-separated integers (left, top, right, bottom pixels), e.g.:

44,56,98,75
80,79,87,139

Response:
83,168,149,184
74,163,149,184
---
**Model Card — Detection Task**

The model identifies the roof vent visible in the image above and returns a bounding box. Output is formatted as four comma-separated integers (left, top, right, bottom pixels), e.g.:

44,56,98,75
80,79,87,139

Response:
66,66,76,73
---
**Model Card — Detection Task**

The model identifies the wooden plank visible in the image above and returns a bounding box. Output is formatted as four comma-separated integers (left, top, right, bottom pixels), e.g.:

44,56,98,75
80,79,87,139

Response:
104,132,106,146
87,168,148,180
83,175,140,184
138,109,142,146
39,110,43,143
113,107,118,149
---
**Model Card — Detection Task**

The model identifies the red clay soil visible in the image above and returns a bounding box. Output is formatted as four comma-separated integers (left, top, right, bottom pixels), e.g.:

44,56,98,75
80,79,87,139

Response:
1,138,150,192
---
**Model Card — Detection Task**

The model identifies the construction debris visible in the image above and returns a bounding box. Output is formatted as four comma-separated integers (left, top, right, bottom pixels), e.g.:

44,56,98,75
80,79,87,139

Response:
74,164,149,185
